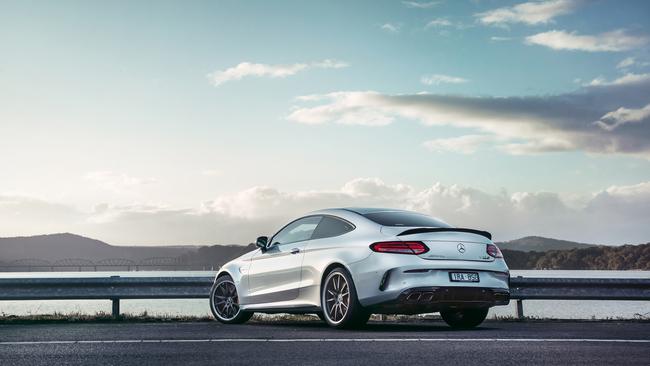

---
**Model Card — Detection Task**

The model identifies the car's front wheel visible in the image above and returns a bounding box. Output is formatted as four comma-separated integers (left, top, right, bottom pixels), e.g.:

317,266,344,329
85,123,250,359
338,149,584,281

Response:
440,307,489,329
321,268,370,329
209,275,253,324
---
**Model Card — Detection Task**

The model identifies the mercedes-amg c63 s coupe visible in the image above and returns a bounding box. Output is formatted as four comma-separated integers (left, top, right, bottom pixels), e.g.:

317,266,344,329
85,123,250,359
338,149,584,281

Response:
209,208,510,329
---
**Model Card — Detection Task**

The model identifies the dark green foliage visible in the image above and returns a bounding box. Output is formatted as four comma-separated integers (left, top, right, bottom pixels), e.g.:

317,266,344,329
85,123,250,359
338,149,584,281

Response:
503,244,650,270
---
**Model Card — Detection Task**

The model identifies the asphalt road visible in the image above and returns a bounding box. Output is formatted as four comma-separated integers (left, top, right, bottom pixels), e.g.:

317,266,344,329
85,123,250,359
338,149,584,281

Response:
1,320,649,365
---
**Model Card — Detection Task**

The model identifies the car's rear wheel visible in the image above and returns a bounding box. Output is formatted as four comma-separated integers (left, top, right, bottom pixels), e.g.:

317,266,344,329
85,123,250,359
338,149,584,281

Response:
210,275,253,324
321,268,370,329
440,307,489,329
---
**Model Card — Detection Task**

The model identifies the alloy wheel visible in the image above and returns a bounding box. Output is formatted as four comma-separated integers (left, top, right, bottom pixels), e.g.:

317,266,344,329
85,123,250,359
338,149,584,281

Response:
212,279,240,321
324,272,350,323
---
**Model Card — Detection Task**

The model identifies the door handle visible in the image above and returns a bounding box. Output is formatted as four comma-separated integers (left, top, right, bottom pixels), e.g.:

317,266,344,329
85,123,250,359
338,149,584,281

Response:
290,248,300,254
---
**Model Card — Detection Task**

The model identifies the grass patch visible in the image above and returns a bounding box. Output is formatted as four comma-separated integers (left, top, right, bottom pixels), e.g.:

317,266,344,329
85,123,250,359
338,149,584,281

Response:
0,311,212,324
489,313,650,322
1,312,648,324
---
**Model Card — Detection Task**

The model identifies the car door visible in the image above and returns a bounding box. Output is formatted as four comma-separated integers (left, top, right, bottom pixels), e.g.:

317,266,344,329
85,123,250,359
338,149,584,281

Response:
246,215,322,304
298,215,356,295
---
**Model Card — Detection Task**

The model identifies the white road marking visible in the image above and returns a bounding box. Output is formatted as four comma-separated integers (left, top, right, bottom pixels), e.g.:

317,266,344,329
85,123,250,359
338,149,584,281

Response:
0,338,649,345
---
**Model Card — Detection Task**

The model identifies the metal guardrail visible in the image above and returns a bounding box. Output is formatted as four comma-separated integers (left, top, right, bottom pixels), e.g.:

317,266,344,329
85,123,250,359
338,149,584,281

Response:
0,276,648,318
0,276,213,317
509,276,650,318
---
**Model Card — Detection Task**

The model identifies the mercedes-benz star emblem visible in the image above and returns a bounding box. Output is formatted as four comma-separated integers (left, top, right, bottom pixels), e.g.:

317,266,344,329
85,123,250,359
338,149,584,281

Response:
457,243,466,254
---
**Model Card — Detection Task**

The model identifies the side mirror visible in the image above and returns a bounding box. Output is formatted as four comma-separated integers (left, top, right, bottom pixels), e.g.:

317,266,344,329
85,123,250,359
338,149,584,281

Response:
256,236,269,251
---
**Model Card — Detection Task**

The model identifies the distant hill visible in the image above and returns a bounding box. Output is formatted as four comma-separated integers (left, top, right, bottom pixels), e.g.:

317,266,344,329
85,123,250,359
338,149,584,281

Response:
0,233,193,262
0,233,254,268
496,236,597,252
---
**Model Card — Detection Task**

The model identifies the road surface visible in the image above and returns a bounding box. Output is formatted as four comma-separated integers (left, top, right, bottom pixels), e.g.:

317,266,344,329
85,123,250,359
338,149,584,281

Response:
1,320,649,365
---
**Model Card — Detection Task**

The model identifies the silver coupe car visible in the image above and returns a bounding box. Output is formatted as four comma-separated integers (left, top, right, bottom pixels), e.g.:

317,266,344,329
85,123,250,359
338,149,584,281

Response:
209,208,510,329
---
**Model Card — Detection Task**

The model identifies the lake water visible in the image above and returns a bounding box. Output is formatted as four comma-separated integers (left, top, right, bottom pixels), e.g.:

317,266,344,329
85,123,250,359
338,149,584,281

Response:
1,270,649,320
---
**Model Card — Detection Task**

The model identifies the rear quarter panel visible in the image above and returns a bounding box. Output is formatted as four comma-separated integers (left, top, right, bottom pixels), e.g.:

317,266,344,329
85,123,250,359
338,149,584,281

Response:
297,215,380,308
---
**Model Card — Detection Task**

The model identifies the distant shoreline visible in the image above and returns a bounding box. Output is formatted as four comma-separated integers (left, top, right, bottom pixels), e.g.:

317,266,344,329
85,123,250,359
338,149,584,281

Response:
2,233,649,271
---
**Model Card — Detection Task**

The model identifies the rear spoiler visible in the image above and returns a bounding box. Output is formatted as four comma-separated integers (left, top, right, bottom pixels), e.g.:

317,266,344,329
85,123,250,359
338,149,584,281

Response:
397,227,492,240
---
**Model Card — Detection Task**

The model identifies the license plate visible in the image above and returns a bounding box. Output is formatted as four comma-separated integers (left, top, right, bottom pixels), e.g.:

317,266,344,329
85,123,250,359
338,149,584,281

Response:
449,272,480,282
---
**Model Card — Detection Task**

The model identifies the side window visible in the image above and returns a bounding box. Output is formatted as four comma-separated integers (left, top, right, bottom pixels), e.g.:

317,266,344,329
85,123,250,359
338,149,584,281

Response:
311,216,355,240
271,216,322,246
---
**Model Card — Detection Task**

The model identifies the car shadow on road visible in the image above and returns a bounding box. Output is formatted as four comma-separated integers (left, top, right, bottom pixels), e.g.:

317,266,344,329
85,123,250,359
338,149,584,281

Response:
246,320,497,332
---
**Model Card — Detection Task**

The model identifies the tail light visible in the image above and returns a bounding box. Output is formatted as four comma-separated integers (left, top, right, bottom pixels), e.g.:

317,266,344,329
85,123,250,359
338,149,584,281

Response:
486,243,503,258
370,241,429,255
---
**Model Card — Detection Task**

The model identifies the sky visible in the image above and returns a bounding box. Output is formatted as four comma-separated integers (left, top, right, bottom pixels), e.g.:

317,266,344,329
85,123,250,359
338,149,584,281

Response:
1,0,649,245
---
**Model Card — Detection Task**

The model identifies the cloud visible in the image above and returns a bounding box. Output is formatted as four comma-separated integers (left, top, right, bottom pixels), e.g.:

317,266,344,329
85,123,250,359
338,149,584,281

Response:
402,1,440,9
604,181,650,197
380,23,401,33
207,60,348,86
289,91,396,126
617,57,636,69
201,169,222,177
424,18,473,31
476,0,579,26
594,103,650,131
490,36,512,42
2,178,650,245
0,195,83,237
616,57,650,70
423,135,496,154
586,73,650,87
420,74,469,85
425,18,453,28
586,181,650,222
84,171,156,193
526,29,649,52
287,73,650,158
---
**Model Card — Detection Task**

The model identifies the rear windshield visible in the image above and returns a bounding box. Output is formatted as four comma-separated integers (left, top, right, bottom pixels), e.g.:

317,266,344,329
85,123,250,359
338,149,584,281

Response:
363,211,451,227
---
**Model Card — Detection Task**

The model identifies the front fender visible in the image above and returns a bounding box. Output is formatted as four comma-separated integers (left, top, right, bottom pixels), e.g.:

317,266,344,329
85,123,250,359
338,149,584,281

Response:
214,249,258,298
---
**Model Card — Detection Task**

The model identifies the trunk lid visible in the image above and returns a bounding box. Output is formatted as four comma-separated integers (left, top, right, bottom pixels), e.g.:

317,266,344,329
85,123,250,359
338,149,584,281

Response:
381,226,494,262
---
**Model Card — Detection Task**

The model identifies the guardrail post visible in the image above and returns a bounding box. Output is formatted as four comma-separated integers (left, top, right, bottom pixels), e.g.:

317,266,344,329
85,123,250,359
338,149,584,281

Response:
110,275,120,318
516,299,524,320
111,298,120,318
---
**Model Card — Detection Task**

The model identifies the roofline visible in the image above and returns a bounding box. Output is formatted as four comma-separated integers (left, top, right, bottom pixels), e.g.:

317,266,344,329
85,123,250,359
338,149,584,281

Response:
306,207,423,219
341,207,412,215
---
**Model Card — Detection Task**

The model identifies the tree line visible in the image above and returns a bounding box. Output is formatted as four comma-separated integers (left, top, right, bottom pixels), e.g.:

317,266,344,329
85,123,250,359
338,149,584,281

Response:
502,243,650,270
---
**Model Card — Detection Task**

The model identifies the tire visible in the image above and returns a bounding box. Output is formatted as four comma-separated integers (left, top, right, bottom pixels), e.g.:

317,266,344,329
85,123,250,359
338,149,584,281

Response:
440,308,489,329
209,275,253,324
321,267,370,329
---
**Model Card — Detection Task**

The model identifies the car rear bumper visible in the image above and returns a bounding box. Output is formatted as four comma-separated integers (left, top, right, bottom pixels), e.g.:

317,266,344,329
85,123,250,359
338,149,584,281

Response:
365,286,510,314
348,252,510,309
